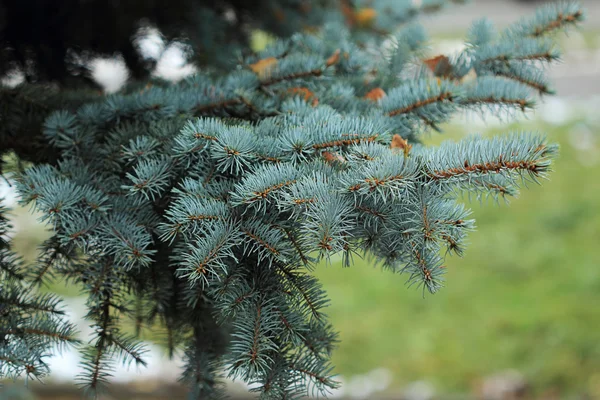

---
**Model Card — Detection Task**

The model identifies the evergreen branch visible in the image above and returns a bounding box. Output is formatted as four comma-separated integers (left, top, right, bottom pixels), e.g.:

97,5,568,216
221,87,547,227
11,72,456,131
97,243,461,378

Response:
29,237,72,286
238,95,280,117
110,332,149,368
261,69,324,86
481,182,511,196
3,1,580,396
481,52,558,64
461,97,532,111
434,219,468,227
476,39,560,65
426,133,557,183
440,233,461,255
429,158,547,180
4,327,78,343
175,222,239,287
0,353,46,379
288,354,338,397
0,291,65,315
530,9,583,37
193,241,228,277
494,70,553,95
231,164,302,210
388,91,454,116
406,242,443,294
0,250,25,280
505,2,584,38
342,153,417,198
180,327,225,399
249,303,263,366
194,98,241,114
161,197,229,241
259,50,339,87
277,266,325,321
289,365,330,386
229,298,279,381
462,70,537,111
312,135,379,150
421,205,433,242
284,229,311,267
243,230,280,256
89,300,110,392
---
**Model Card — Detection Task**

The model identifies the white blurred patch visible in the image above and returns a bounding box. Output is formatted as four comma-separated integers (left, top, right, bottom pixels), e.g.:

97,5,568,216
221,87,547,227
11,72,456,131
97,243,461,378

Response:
0,70,25,88
153,43,197,82
478,370,527,400
368,367,393,392
581,95,600,126
569,122,599,167
89,40,195,93
403,380,436,400
431,39,466,56
335,367,393,399
538,97,572,125
569,123,597,151
328,376,347,398
135,27,166,60
90,57,130,94
0,179,17,207
46,297,185,384
347,374,376,399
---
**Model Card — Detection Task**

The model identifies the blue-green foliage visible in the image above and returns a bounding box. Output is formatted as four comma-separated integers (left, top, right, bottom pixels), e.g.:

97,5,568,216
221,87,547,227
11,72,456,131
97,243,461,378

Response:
1,1,584,398
0,200,80,381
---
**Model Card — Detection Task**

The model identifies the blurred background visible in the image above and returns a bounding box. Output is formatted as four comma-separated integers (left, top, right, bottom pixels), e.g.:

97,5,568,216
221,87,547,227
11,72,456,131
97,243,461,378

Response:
1,0,599,399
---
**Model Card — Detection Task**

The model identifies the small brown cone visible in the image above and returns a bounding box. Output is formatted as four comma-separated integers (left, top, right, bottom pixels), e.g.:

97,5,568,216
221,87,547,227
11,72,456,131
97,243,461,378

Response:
364,87,386,102
273,8,286,22
249,57,278,78
423,55,453,78
288,87,319,106
355,8,377,27
391,134,412,157
340,0,355,26
326,49,341,67
299,1,311,14
323,151,346,164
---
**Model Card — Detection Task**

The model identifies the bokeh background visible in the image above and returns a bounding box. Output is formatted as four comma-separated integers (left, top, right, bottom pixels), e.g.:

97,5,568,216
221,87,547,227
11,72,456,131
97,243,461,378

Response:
1,0,599,398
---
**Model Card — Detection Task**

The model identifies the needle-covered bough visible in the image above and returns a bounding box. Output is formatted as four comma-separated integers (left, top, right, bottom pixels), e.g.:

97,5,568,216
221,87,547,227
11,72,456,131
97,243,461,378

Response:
0,1,584,398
